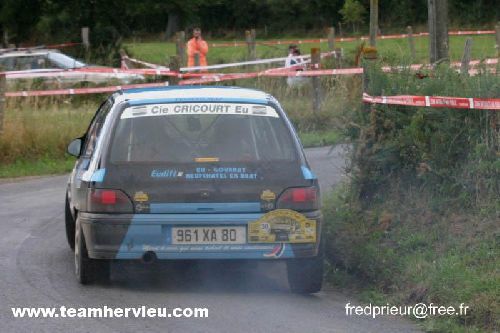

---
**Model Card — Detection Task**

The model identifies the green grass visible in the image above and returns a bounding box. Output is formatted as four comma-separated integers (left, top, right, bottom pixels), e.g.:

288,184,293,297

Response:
0,102,95,178
324,186,499,332
124,34,497,66
0,157,75,178
299,130,341,148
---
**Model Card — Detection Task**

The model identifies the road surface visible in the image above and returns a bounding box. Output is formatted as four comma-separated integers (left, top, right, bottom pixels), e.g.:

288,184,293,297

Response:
0,146,420,332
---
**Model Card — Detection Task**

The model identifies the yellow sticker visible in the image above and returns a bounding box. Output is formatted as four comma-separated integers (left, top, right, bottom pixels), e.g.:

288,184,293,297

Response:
195,157,220,163
260,189,276,202
248,209,316,243
133,191,149,202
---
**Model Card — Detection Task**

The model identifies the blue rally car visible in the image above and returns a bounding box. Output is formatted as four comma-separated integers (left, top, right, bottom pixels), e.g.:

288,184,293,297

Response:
65,86,323,293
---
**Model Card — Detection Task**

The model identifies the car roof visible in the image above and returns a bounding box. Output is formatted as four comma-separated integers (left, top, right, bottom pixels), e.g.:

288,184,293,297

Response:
116,86,272,105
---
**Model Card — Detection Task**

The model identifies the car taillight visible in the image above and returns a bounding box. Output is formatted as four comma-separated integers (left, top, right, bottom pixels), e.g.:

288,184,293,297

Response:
87,189,133,213
276,187,319,211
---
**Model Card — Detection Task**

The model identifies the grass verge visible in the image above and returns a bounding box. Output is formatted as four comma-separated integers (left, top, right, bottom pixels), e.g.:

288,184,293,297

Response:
323,65,499,332
0,157,75,178
324,184,499,333
299,130,341,148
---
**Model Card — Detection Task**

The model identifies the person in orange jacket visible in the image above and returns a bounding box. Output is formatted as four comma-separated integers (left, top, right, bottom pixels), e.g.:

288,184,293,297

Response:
187,27,208,67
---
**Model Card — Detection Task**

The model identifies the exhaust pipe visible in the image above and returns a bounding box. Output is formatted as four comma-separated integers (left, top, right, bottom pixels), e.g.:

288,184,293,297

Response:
142,251,157,264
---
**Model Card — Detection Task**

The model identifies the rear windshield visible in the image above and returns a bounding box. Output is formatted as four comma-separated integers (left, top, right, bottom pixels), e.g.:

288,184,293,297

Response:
109,102,298,164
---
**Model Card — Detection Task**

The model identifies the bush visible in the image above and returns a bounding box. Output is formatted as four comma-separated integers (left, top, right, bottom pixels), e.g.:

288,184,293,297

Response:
325,63,499,332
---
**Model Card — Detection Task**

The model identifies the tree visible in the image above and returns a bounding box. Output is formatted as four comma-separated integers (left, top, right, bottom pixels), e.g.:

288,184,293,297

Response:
0,0,41,46
339,0,366,33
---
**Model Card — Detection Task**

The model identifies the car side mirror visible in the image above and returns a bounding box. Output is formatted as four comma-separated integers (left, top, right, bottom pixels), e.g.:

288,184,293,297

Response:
67,138,83,157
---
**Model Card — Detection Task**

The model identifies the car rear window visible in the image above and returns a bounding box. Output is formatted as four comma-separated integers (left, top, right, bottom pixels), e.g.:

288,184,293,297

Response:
109,102,298,164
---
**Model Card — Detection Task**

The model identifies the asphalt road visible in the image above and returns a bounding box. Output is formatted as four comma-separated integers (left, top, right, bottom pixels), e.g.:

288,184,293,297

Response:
0,146,420,333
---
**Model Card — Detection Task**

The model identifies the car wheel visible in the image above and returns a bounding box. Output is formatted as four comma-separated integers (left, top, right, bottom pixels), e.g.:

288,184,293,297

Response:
65,193,75,251
74,218,94,284
286,248,324,294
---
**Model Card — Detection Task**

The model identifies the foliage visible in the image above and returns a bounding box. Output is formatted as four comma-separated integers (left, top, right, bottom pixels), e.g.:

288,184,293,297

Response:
1,0,499,46
339,0,366,32
324,64,499,331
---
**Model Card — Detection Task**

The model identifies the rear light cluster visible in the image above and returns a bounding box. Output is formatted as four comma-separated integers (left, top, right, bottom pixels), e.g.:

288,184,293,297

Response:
276,187,319,211
87,189,134,213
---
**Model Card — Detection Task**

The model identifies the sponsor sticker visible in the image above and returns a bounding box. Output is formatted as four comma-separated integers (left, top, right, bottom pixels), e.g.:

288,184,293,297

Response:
248,209,316,243
260,189,276,211
151,166,259,181
121,103,279,119
133,191,149,202
260,189,276,201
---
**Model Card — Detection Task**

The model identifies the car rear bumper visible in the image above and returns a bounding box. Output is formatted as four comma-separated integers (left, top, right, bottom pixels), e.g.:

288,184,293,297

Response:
79,211,322,260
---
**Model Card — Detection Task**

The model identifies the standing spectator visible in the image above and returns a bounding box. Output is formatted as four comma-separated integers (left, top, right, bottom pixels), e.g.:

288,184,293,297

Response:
285,44,298,68
285,45,307,87
187,27,209,67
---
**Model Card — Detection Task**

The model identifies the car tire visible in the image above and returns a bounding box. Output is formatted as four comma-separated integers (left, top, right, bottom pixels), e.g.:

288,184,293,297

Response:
75,218,94,284
286,247,324,294
65,193,75,251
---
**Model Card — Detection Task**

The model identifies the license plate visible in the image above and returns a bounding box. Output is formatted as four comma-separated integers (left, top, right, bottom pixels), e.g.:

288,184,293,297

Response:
172,226,246,245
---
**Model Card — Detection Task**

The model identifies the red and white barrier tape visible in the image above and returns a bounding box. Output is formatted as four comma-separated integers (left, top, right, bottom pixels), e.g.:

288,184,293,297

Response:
362,93,500,110
178,58,498,85
179,55,311,72
179,67,363,85
5,82,169,97
209,30,496,48
6,55,498,84
5,51,337,79
121,55,168,69
177,51,335,72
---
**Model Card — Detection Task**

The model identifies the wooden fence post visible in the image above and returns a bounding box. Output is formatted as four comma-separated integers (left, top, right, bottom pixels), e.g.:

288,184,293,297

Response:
495,22,500,57
327,27,335,51
169,56,180,86
491,22,500,151
338,22,343,37
119,49,133,69
362,48,378,112
369,0,379,47
81,27,90,50
81,27,90,62
246,29,257,60
0,71,5,135
311,48,322,113
2,30,8,48
407,26,416,60
460,38,473,75
176,31,186,66
428,0,449,64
